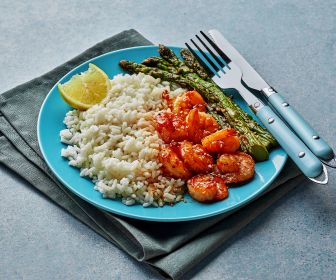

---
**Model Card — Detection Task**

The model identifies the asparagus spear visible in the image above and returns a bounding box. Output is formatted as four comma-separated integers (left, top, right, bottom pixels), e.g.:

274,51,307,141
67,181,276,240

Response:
119,60,269,161
142,57,178,74
120,60,188,86
180,48,211,81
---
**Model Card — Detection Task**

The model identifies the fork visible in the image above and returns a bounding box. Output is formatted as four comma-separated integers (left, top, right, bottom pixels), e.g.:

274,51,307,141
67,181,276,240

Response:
186,32,328,184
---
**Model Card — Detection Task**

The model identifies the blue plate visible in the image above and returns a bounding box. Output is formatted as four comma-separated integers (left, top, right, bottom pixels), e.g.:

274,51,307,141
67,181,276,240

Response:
37,46,287,222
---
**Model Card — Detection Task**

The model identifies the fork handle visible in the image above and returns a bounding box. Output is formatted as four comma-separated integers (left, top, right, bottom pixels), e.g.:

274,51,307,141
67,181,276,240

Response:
263,90,334,160
256,105,323,178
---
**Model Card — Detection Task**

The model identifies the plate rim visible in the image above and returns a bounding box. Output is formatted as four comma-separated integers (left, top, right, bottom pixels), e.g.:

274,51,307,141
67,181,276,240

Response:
37,45,288,222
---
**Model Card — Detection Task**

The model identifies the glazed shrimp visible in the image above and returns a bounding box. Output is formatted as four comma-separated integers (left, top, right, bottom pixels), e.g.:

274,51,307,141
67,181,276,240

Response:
154,112,188,143
186,108,219,143
201,128,240,154
187,174,228,202
173,90,207,113
179,141,214,174
217,152,255,184
158,146,191,179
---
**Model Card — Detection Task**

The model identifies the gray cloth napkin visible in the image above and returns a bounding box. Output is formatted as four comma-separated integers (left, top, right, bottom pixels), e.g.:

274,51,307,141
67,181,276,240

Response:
0,29,303,279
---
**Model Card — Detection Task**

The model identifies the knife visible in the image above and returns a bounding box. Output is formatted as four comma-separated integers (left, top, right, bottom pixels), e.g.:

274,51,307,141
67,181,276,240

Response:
208,29,336,169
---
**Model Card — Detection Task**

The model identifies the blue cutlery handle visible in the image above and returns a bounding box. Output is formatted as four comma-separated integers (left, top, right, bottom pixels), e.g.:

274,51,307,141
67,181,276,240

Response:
256,106,322,178
268,92,333,160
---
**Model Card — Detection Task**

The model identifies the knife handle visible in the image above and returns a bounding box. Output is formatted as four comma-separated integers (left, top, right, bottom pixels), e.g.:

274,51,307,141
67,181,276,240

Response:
256,105,323,178
265,91,334,160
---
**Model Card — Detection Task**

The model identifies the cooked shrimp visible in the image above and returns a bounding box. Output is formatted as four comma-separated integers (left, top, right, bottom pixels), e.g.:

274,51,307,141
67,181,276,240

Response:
187,174,228,202
179,141,213,174
154,109,218,144
201,128,240,154
217,152,255,184
154,112,188,143
158,146,191,179
173,90,206,113
186,108,219,143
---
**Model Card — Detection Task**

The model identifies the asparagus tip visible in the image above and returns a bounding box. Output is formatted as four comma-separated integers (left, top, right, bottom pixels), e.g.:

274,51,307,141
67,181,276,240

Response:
158,44,173,57
141,57,159,66
119,60,128,67
180,48,189,55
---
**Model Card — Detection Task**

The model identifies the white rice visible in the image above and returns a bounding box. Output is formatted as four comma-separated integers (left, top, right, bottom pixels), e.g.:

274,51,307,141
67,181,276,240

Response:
60,73,186,207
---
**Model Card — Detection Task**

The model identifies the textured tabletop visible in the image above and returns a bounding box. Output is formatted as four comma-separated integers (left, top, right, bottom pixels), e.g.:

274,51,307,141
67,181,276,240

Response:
1,0,335,279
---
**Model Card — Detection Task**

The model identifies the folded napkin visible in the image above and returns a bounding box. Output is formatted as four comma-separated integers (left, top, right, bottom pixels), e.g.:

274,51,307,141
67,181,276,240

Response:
0,29,304,279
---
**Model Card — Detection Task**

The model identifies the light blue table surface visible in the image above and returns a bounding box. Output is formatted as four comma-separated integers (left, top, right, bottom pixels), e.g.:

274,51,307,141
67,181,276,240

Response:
0,1,335,279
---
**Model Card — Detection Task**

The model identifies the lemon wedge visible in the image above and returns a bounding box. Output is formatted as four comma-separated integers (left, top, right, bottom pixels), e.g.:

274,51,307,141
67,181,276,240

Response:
58,63,111,110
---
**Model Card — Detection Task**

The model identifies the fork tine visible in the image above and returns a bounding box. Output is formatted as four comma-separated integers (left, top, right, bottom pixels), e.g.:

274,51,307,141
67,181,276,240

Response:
200,31,231,64
195,34,225,68
185,43,213,77
190,38,221,73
